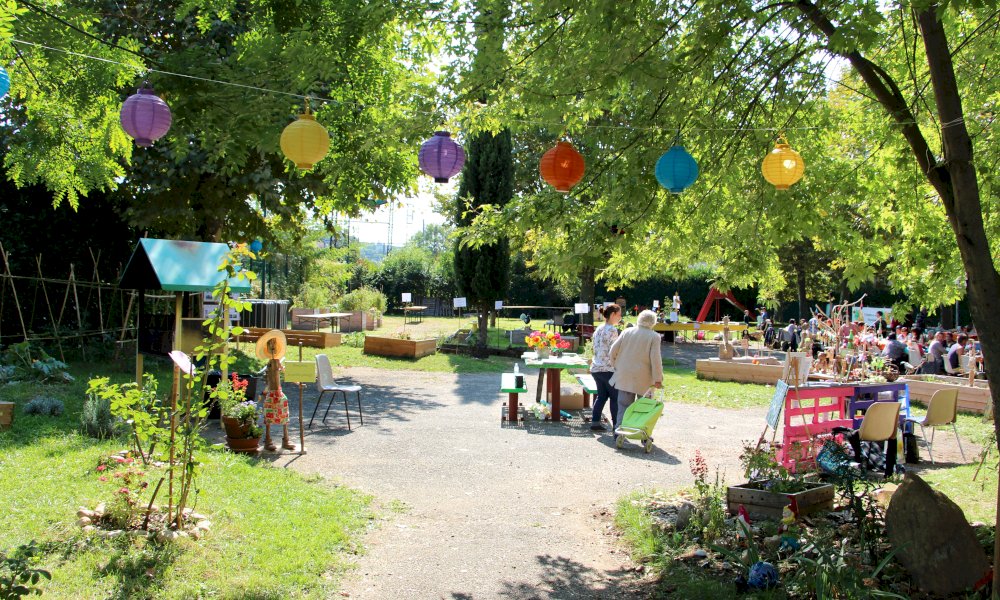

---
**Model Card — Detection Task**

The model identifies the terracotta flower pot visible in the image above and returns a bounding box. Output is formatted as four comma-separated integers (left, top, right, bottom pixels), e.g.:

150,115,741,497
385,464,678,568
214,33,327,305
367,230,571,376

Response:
226,436,260,454
222,416,249,439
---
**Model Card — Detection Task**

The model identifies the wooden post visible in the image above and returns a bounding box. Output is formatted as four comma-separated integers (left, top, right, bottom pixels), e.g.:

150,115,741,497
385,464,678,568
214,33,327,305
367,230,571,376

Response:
167,292,182,516
298,343,305,454
69,265,87,361
35,257,66,362
0,242,29,341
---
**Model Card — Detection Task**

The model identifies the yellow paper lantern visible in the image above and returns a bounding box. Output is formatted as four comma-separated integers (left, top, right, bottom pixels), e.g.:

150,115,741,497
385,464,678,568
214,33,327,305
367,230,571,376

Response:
761,135,805,190
280,104,330,170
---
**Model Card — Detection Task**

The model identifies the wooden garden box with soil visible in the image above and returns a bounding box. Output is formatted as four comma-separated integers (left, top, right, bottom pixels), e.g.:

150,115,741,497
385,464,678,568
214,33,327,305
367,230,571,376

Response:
727,480,834,520
363,336,437,359
0,401,13,429
900,374,991,414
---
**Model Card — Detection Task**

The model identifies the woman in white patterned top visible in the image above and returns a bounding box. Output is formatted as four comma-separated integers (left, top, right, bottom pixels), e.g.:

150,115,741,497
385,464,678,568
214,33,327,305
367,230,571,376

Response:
590,304,622,431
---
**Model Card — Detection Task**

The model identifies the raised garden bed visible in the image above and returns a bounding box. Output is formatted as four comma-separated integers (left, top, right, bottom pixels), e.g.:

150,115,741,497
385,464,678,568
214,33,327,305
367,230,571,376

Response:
696,358,783,385
727,480,834,520
0,401,13,429
900,374,990,414
363,336,437,359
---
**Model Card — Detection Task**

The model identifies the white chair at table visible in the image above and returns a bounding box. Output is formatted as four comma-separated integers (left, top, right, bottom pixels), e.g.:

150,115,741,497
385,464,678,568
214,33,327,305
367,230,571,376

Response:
902,347,924,375
310,354,363,430
905,388,964,464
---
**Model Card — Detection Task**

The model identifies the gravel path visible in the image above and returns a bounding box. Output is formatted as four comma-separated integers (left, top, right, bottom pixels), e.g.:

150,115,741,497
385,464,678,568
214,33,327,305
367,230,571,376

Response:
264,360,975,599
267,367,760,599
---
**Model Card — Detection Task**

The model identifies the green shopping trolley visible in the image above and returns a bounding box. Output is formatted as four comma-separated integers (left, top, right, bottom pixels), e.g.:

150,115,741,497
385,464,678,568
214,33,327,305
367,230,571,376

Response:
614,390,665,453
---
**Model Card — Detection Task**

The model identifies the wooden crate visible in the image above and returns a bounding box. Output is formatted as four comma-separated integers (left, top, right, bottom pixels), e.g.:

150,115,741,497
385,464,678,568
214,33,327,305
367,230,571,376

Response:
901,375,991,414
0,401,13,430
695,359,784,385
363,336,437,358
237,327,341,349
727,481,834,521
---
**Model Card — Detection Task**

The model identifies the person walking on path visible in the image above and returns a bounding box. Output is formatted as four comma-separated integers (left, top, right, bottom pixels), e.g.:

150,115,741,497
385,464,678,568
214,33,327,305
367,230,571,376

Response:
609,310,664,427
589,304,622,431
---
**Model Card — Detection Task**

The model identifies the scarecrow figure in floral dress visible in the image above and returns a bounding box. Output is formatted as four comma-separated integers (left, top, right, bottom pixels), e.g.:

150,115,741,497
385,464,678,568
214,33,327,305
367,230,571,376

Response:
257,330,295,452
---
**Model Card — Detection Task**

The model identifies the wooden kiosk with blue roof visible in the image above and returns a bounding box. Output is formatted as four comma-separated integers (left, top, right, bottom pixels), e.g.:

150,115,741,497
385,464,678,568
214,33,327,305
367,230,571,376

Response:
119,238,252,387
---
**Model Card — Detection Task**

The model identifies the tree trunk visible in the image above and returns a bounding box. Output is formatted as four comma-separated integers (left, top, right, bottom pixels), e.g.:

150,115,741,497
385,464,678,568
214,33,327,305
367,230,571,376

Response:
914,8,1000,591
477,303,490,352
580,266,596,325
796,264,808,321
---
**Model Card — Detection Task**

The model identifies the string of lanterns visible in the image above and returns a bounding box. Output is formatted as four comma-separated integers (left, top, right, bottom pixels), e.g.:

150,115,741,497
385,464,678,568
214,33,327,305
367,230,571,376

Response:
1,63,807,191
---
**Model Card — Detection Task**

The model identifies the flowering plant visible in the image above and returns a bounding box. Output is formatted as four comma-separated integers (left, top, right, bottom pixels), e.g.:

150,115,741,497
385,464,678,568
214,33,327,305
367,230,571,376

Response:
226,400,262,438
524,331,571,351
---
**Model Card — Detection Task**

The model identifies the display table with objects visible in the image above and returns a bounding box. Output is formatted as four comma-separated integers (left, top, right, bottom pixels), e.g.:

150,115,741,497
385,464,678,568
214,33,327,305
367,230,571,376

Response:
522,352,589,421
499,372,528,423
297,312,354,332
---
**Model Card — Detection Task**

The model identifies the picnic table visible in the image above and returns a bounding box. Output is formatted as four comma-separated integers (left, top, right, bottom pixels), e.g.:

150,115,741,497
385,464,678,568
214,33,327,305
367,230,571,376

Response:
297,312,353,332
403,305,427,324
522,351,589,421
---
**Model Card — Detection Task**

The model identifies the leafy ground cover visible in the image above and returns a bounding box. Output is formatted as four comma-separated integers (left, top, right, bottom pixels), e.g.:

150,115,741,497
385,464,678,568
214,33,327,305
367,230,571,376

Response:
0,361,373,599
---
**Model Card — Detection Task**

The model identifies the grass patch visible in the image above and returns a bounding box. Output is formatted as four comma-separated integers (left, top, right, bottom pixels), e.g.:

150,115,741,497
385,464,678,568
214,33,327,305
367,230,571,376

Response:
0,362,373,599
662,367,774,410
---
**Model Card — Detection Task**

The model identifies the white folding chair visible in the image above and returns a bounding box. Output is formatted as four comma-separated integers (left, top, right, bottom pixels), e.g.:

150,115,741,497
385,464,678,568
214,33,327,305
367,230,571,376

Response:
310,354,363,430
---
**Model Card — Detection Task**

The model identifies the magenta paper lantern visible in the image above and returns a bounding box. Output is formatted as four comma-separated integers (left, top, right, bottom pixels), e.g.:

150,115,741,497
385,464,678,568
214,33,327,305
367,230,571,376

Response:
418,131,465,183
120,86,172,147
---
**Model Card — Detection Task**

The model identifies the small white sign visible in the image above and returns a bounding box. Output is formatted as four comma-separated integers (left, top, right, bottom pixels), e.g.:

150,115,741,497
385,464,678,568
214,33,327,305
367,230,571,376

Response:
603,301,613,308
652,300,660,309
574,303,589,314
495,300,504,310
669,311,678,321
401,292,412,303
453,297,467,309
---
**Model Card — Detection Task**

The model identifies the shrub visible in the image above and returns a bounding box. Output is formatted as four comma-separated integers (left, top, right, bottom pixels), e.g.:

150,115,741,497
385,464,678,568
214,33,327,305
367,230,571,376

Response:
0,341,73,383
342,332,366,348
22,396,64,417
0,541,51,599
80,391,118,439
338,287,387,314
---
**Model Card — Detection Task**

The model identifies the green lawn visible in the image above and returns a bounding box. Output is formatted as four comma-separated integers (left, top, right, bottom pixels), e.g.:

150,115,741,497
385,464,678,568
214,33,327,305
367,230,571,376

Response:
0,363,373,599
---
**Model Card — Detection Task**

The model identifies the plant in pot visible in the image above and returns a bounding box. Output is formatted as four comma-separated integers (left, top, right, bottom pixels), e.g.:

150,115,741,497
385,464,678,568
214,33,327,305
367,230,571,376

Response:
218,373,261,453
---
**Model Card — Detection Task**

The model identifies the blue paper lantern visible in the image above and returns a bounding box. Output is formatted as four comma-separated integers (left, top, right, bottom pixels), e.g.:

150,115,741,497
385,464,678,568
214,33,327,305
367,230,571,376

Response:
654,145,699,193
0,67,9,99
250,239,263,254
419,131,465,183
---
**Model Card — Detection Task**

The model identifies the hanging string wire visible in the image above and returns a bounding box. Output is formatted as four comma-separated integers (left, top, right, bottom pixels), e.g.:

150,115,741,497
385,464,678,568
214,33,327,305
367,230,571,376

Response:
7,38,977,135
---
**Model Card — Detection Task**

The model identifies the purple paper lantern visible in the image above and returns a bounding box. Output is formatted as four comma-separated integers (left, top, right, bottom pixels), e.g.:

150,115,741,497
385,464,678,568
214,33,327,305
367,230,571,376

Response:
120,86,172,147
418,131,465,183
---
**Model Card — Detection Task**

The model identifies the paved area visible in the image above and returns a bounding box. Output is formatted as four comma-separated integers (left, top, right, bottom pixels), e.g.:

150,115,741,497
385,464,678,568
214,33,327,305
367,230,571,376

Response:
264,358,975,599
267,367,757,599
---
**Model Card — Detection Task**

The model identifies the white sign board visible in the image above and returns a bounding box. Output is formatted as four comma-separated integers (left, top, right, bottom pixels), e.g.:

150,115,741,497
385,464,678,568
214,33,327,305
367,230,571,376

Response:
782,352,812,386
453,297,467,309
202,305,240,321
574,303,589,314
401,293,412,303
652,300,660,309
494,300,504,310
603,301,613,308
856,307,892,326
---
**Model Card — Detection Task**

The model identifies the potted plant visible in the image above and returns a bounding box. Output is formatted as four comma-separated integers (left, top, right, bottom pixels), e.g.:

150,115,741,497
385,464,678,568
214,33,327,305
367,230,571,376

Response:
217,373,261,454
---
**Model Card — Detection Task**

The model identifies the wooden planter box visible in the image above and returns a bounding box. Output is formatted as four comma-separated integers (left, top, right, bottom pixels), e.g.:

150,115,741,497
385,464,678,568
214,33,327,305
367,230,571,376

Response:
237,327,341,349
900,375,991,414
339,311,382,332
696,358,784,385
0,401,13,430
727,480,834,521
364,336,437,359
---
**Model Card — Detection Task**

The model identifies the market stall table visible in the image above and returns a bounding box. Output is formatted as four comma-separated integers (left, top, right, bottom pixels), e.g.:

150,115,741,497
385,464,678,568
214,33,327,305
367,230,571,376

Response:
522,352,589,421
297,312,353,332
403,305,427,324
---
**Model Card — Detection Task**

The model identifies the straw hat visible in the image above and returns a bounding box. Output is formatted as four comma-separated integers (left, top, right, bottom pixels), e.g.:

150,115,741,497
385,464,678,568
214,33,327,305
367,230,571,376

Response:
255,329,287,361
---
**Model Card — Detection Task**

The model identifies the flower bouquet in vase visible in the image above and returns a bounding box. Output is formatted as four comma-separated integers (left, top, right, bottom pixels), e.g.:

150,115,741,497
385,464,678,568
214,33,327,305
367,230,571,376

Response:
525,331,572,359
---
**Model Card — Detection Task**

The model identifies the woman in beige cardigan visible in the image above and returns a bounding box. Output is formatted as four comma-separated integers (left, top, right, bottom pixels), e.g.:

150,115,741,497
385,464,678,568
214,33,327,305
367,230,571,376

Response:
609,310,663,426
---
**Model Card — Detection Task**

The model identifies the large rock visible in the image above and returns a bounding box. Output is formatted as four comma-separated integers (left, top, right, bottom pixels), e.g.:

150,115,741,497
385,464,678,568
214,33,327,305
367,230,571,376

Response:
885,472,989,596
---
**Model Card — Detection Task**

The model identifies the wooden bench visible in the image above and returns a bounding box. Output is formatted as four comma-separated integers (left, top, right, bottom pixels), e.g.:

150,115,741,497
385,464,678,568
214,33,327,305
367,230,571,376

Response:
237,327,342,349
500,373,528,423
575,373,597,409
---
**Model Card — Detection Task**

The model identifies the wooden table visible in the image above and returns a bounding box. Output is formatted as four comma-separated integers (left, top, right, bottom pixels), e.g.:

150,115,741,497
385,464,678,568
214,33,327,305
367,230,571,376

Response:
297,312,354,332
403,305,427,324
522,352,589,421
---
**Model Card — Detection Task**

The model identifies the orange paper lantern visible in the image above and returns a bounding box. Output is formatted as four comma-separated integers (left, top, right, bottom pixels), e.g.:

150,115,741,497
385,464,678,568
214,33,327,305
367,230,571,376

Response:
540,141,585,193
761,135,805,190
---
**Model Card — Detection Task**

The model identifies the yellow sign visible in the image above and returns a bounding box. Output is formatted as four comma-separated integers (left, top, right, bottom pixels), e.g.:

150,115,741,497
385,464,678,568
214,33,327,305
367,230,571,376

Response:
283,361,315,384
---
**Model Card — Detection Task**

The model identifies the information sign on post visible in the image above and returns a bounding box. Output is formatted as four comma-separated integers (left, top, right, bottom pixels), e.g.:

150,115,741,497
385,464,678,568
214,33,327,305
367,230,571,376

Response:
574,303,589,314
401,293,412,303
495,300,504,310
453,297,467,308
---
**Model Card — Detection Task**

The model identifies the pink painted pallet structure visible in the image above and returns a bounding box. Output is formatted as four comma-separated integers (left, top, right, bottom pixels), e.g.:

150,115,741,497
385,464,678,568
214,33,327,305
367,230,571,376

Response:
778,385,855,473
